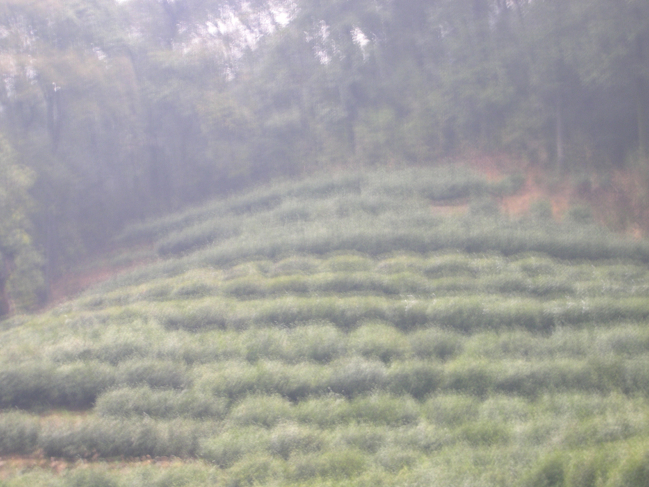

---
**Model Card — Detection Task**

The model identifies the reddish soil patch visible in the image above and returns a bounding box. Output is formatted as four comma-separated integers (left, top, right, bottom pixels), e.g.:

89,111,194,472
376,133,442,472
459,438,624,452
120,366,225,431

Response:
582,168,649,238
468,152,520,181
498,166,572,219
47,246,157,307
462,153,572,220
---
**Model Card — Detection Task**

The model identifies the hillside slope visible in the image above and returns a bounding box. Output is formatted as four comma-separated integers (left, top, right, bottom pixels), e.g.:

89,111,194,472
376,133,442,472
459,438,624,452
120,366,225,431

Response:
2,165,649,487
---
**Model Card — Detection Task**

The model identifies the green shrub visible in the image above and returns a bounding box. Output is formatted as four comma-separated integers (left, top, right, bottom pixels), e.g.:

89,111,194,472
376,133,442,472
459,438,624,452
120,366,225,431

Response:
349,321,408,363
423,253,476,278
221,277,268,298
87,336,150,365
159,303,228,331
348,393,420,425
611,448,649,487
199,427,270,468
329,423,387,454
324,254,374,272
195,361,259,398
229,394,294,427
155,218,241,256
0,412,39,455
390,422,452,453
138,282,174,301
409,328,463,361
270,256,320,276
423,394,480,426
293,395,353,427
195,360,324,400
376,447,421,473
116,358,189,389
376,253,426,274
240,328,289,362
387,361,443,399
289,448,368,480
265,275,310,294
96,387,228,419
458,420,510,446
287,322,346,363
595,326,649,356
268,422,324,460
327,357,387,397
64,469,118,487
260,360,325,400
172,280,218,298
225,453,284,487
482,275,530,295
0,361,55,409
522,453,566,487
39,417,204,459
566,450,611,487
52,361,117,409
622,358,649,395
444,361,496,396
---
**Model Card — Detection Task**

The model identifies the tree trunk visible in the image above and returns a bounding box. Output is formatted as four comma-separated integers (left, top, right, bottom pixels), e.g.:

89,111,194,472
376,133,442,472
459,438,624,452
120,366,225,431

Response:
637,78,647,160
556,91,564,170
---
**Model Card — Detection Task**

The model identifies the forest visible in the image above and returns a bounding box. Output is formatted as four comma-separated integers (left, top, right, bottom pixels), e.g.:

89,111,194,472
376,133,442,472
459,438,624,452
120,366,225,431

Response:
0,0,648,312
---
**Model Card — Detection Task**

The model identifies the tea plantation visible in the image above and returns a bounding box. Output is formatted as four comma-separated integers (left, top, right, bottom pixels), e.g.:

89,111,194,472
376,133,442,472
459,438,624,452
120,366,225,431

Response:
2,166,649,486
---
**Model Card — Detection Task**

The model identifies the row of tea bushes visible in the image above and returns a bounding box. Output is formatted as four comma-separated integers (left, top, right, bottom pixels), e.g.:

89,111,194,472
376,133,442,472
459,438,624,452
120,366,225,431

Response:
4,350,649,412
1,392,648,485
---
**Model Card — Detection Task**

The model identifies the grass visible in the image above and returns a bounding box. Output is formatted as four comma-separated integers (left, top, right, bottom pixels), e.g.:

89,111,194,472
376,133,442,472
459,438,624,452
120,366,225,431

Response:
2,165,649,486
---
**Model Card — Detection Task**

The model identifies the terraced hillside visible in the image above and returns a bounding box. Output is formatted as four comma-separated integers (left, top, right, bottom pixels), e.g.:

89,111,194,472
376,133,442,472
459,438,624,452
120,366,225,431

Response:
2,166,649,487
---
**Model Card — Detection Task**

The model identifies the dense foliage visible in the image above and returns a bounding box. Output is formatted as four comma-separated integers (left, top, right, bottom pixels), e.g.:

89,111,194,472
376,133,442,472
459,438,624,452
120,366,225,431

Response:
0,0,647,311
1,168,649,485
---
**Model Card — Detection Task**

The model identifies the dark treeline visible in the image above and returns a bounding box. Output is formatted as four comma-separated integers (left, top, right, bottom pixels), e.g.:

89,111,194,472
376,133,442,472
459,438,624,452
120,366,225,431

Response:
0,0,647,312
